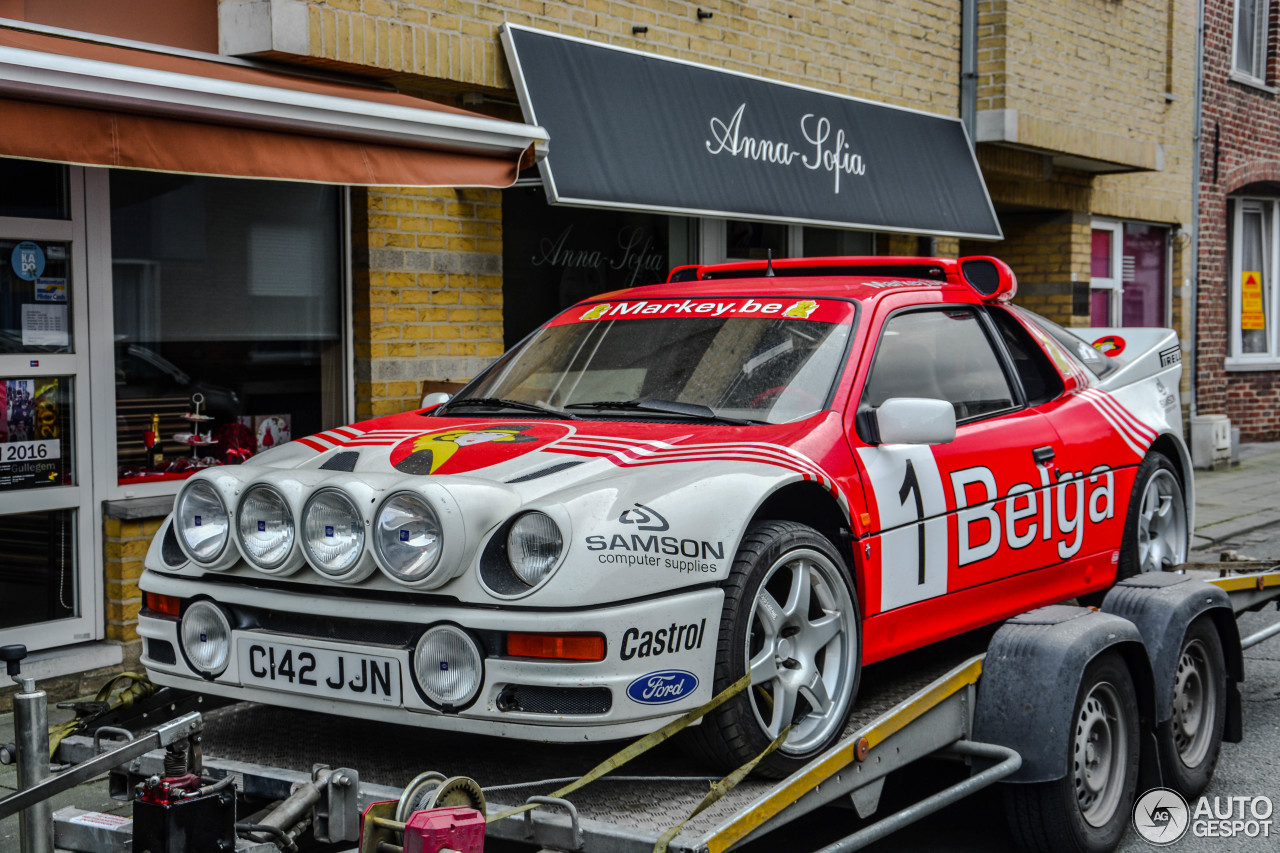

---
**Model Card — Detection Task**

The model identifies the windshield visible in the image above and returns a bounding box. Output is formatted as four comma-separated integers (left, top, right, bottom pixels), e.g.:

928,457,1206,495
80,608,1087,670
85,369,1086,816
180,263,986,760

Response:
456,297,855,424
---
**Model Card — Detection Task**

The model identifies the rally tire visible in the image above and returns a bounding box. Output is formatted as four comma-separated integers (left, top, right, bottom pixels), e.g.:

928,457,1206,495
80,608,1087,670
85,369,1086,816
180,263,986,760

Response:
689,520,860,779
1157,617,1226,798
1003,652,1141,853
1118,451,1188,581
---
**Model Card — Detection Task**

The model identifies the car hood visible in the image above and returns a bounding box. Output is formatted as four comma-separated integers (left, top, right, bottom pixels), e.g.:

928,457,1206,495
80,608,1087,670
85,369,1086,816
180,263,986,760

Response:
190,411,851,606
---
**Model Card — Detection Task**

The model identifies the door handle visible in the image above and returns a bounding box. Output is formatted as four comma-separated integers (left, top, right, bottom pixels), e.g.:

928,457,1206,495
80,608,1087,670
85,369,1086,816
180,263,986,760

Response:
1032,445,1055,465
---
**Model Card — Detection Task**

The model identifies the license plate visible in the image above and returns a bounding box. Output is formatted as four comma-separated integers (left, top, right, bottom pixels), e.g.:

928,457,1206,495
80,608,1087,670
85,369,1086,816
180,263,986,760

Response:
237,638,401,705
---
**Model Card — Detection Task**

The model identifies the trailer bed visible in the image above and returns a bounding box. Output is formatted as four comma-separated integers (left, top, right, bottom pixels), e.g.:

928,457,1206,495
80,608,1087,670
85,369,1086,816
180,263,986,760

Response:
185,632,990,852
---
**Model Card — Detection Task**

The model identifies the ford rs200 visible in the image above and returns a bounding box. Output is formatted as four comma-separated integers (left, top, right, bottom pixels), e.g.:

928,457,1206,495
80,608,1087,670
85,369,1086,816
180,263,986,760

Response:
138,255,1192,777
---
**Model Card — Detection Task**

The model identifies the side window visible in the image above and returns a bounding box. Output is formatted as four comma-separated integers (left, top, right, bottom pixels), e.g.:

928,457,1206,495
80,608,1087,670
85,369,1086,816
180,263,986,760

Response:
988,307,1065,406
863,309,1015,422
1010,304,1115,379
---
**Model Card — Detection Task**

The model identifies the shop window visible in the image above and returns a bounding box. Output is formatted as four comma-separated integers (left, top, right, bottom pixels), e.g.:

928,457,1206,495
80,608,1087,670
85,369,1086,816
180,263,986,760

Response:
1229,197,1278,362
0,158,69,220
1234,0,1270,82
502,186,695,347
802,227,874,257
725,220,788,260
109,172,344,484
0,508,78,630
1,238,74,355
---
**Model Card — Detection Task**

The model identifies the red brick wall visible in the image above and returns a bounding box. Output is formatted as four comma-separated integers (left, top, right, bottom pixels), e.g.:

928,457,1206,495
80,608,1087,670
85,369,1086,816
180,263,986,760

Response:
1198,0,1280,440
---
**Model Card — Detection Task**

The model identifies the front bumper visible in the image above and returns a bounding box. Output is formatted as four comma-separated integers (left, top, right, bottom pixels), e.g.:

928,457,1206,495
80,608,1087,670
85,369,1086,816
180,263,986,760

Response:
138,571,723,743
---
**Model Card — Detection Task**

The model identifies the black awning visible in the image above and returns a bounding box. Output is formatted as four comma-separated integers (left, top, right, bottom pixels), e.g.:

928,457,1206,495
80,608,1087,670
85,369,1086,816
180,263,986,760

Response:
501,25,1001,240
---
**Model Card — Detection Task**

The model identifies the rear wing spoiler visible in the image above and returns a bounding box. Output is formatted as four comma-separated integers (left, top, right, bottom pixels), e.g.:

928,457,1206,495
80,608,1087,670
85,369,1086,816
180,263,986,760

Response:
1066,326,1183,393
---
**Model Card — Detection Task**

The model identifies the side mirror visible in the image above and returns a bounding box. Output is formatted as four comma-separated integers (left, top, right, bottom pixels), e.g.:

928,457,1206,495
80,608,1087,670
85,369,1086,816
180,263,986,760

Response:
875,398,956,445
421,392,452,410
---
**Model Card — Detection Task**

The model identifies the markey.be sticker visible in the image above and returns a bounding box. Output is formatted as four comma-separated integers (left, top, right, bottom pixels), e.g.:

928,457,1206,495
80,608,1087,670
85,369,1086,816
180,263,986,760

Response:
550,297,852,325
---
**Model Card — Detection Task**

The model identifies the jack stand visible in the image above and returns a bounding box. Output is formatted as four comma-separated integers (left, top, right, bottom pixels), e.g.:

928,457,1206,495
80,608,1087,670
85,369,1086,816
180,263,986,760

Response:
2,644,53,853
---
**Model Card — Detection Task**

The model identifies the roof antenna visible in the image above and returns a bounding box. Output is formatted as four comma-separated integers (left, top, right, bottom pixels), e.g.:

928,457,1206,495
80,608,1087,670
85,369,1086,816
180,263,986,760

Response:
765,248,775,277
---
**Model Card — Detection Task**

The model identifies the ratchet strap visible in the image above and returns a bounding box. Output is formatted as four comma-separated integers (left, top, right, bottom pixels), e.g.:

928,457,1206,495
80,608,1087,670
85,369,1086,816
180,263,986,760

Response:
47,672,156,757
651,723,791,853
485,671,752,824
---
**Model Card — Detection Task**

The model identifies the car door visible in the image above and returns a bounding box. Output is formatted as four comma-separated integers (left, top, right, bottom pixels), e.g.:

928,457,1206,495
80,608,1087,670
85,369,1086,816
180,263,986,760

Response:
990,305,1139,573
849,303,1068,657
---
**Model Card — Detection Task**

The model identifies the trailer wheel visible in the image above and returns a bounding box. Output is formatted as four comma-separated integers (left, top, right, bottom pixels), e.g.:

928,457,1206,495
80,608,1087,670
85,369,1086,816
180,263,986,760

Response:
1005,652,1140,853
1158,617,1226,797
691,520,860,779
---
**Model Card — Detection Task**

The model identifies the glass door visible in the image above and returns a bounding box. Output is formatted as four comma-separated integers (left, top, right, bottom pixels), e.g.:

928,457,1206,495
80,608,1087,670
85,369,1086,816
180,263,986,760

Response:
0,162,99,652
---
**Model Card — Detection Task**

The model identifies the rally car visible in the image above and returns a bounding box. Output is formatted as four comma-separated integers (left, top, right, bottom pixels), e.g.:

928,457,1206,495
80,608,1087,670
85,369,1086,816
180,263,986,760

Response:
137,255,1191,777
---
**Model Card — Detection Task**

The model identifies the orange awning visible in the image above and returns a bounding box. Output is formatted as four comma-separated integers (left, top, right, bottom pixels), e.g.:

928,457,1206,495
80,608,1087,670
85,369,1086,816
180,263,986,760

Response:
0,25,548,187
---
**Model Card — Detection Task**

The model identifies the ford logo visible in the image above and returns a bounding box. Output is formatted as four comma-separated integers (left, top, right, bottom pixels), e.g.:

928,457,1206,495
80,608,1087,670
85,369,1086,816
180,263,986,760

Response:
626,669,698,705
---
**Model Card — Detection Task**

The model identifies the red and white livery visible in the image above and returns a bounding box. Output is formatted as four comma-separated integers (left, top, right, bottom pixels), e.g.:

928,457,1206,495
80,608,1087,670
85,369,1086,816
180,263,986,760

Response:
138,256,1191,777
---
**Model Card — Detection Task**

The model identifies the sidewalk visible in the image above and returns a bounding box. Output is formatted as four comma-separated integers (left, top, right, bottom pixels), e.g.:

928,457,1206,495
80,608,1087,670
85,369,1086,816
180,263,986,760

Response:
1189,441,1280,554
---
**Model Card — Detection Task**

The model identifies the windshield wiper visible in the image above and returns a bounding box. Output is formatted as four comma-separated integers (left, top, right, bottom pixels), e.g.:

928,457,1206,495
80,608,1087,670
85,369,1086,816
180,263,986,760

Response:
564,398,761,425
442,397,579,419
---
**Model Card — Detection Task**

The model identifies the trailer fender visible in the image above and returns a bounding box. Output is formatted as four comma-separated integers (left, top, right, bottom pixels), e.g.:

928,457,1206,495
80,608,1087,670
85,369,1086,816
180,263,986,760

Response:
1102,573,1244,743
973,604,1159,785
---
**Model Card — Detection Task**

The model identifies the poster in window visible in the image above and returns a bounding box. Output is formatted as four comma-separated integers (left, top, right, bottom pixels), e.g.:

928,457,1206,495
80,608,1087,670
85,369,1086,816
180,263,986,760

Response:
239,414,291,452
0,377,64,490
1242,271,1266,331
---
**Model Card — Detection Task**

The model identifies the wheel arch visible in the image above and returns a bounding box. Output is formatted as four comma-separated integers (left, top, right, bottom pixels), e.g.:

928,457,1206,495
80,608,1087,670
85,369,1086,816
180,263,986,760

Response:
1148,432,1196,535
1101,573,1243,742
747,481,852,569
974,605,1160,788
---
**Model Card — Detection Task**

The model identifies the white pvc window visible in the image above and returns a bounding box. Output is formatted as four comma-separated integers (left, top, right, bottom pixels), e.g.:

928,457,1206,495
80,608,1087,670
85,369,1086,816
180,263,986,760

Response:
1089,220,1122,326
1229,198,1279,363
1234,0,1270,83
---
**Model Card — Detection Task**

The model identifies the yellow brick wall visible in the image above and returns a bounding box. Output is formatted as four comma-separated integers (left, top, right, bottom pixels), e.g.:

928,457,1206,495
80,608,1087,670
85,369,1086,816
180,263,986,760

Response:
296,0,964,114
353,186,504,419
963,211,1090,327
976,0,1194,330
103,517,164,643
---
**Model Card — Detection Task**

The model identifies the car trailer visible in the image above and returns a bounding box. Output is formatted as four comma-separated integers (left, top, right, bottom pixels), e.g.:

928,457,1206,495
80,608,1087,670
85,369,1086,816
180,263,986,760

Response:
5,566,1280,853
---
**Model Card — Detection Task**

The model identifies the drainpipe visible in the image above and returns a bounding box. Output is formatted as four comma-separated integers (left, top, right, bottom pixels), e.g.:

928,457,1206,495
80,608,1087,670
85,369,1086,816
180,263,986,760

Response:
960,0,977,145
1189,0,1205,417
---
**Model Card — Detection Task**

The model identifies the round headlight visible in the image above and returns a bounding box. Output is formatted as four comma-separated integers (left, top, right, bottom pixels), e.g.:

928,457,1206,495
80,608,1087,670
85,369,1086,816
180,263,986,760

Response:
507,512,563,586
175,480,229,564
180,601,231,677
236,485,294,570
302,490,365,577
374,493,443,583
414,625,483,708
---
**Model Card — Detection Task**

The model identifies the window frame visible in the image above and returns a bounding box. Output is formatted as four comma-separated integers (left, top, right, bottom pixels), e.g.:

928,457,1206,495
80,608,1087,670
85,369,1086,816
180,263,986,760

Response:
89,173,355,502
1090,219,1123,325
1233,0,1271,85
857,304,1024,430
1228,196,1280,367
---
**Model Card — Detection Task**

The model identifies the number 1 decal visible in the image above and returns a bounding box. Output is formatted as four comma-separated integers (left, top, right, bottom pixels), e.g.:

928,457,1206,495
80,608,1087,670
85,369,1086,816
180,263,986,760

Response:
858,446,950,611
897,459,927,585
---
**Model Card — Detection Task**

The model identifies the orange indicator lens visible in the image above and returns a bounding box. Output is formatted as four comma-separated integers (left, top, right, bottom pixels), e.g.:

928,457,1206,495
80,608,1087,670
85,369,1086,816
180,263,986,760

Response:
507,632,605,661
144,593,182,617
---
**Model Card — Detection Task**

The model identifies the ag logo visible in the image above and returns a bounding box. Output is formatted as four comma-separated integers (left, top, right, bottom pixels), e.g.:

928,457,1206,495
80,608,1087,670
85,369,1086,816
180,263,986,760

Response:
390,422,570,475
1132,787,1189,845
580,304,611,320
618,503,669,531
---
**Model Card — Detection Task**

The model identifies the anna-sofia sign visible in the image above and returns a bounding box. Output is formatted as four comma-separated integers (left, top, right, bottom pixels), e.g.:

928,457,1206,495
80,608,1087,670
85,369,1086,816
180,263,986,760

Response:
502,25,1001,240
